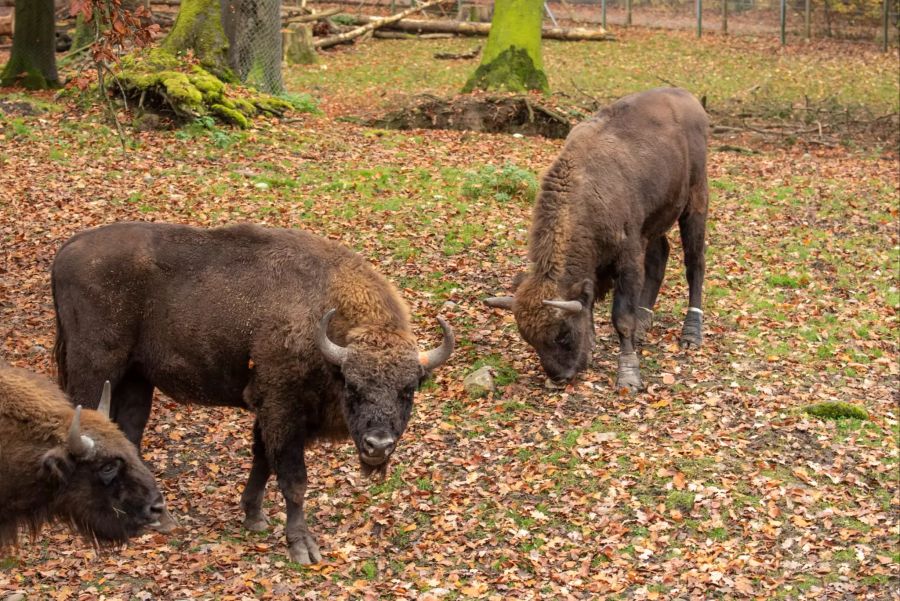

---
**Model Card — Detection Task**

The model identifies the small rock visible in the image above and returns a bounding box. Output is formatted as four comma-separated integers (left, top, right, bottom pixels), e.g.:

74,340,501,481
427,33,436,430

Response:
442,300,458,310
464,365,495,398
133,112,162,132
4,593,26,601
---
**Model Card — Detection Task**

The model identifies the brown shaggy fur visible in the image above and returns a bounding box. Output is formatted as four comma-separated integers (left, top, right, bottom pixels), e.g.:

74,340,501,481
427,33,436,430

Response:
0,363,162,548
498,88,709,385
51,222,452,563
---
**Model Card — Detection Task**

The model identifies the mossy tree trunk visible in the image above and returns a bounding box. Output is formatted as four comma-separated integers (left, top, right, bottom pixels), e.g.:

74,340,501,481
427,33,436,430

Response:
163,0,233,79
462,0,548,94
0,0,58,89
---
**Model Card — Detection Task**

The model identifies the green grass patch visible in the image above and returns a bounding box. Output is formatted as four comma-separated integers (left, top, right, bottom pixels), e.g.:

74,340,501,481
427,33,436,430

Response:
461,163,537,204
666,491,696,512
805,402,868,421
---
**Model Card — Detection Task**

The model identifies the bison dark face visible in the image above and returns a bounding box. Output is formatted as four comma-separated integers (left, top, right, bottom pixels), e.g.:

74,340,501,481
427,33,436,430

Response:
317,310,453,477
43,385,164,544
486,278,595,383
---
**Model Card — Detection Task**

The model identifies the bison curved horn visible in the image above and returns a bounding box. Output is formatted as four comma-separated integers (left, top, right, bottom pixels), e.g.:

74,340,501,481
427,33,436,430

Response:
96,380,111,419
419,316,455,370
317,309,349,366
483,296,515,310
542,299,584,313
67,406,96,458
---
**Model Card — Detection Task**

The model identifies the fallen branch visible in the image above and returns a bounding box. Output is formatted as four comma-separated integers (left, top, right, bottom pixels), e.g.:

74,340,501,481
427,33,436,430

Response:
284,7,341,25
434,45,481,59
344,15,614,41
315,0,449,49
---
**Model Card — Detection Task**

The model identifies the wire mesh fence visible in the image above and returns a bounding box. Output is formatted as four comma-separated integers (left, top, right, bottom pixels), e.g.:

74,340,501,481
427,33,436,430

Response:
223,0,284,94
545,0,899,46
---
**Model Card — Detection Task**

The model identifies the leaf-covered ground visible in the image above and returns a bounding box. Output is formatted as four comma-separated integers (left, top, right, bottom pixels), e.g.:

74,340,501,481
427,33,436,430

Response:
1,30,898,600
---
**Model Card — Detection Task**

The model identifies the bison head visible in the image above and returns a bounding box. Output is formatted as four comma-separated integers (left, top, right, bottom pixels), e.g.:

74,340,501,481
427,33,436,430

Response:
317,310,454,477
486,277,594,382
42,382,164,544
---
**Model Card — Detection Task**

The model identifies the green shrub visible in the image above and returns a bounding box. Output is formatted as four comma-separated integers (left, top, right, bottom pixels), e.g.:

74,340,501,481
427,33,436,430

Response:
461,163,537,203
278,92,320,114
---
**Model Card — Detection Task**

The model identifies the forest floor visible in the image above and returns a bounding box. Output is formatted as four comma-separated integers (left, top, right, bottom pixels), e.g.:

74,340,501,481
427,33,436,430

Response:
0,28,897,600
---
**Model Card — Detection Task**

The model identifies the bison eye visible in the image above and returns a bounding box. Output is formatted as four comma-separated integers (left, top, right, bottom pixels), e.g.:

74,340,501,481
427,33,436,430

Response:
555,331,573,348
98,460,121,485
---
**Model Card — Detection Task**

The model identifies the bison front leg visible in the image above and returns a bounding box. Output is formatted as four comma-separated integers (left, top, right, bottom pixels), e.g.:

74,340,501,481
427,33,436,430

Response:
284,488,321,564
240,420,271,532
612,249,646,393
635,236,670,343
274,441,322,564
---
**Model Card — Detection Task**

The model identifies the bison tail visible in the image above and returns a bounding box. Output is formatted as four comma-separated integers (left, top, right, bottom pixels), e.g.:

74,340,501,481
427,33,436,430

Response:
52,278,68,392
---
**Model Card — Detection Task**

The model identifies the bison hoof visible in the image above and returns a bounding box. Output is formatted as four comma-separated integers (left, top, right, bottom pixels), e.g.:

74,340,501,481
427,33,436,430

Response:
616,353,642,393
150,507,179,533
243,512,269,532
680,311,703,349
288,532,322,564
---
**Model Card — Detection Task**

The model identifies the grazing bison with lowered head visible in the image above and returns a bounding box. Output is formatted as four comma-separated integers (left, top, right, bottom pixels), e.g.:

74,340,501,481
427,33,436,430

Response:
486,87,709,391
0,362,164,548
52,222,454,563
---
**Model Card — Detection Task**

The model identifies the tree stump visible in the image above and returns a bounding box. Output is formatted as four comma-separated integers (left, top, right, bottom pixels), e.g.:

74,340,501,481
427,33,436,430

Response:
283,23,316,64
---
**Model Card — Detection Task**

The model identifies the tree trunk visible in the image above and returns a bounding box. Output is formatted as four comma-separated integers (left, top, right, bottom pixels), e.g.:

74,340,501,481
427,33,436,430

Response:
163,0,232,78
0,0,58,89
462,0,548,93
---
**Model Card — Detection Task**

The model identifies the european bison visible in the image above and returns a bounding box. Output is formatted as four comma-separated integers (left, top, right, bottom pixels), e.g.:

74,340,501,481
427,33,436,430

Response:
0,362,164,548
52,222,454,563
486,88,709,391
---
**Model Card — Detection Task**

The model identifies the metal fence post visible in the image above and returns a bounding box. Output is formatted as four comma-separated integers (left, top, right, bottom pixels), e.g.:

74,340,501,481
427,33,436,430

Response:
780,0,786,45
884,0,890,51
626,0,632,26
602,0,607,29
697,0,702,37
804,0,811,39
722,0,728,34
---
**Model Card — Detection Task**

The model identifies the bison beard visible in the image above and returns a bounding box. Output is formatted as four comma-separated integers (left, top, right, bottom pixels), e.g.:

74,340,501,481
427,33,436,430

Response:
51,222,454,563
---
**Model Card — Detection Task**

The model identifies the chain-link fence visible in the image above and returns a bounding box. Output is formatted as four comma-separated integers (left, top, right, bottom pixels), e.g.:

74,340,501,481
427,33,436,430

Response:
544,0,899,46
223,0,284,94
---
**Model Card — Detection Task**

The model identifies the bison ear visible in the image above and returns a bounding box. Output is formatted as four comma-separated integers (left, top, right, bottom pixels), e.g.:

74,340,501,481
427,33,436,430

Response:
568,278,594,306
41,447,75,484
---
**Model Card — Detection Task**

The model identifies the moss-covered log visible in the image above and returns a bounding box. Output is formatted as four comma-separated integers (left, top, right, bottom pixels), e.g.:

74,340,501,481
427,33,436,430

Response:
0,0,59,89
113,48,293,127
462,0,548,94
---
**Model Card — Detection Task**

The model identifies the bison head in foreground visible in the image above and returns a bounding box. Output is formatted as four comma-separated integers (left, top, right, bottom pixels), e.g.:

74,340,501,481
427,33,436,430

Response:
317,309,454,477
0,367,164,548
